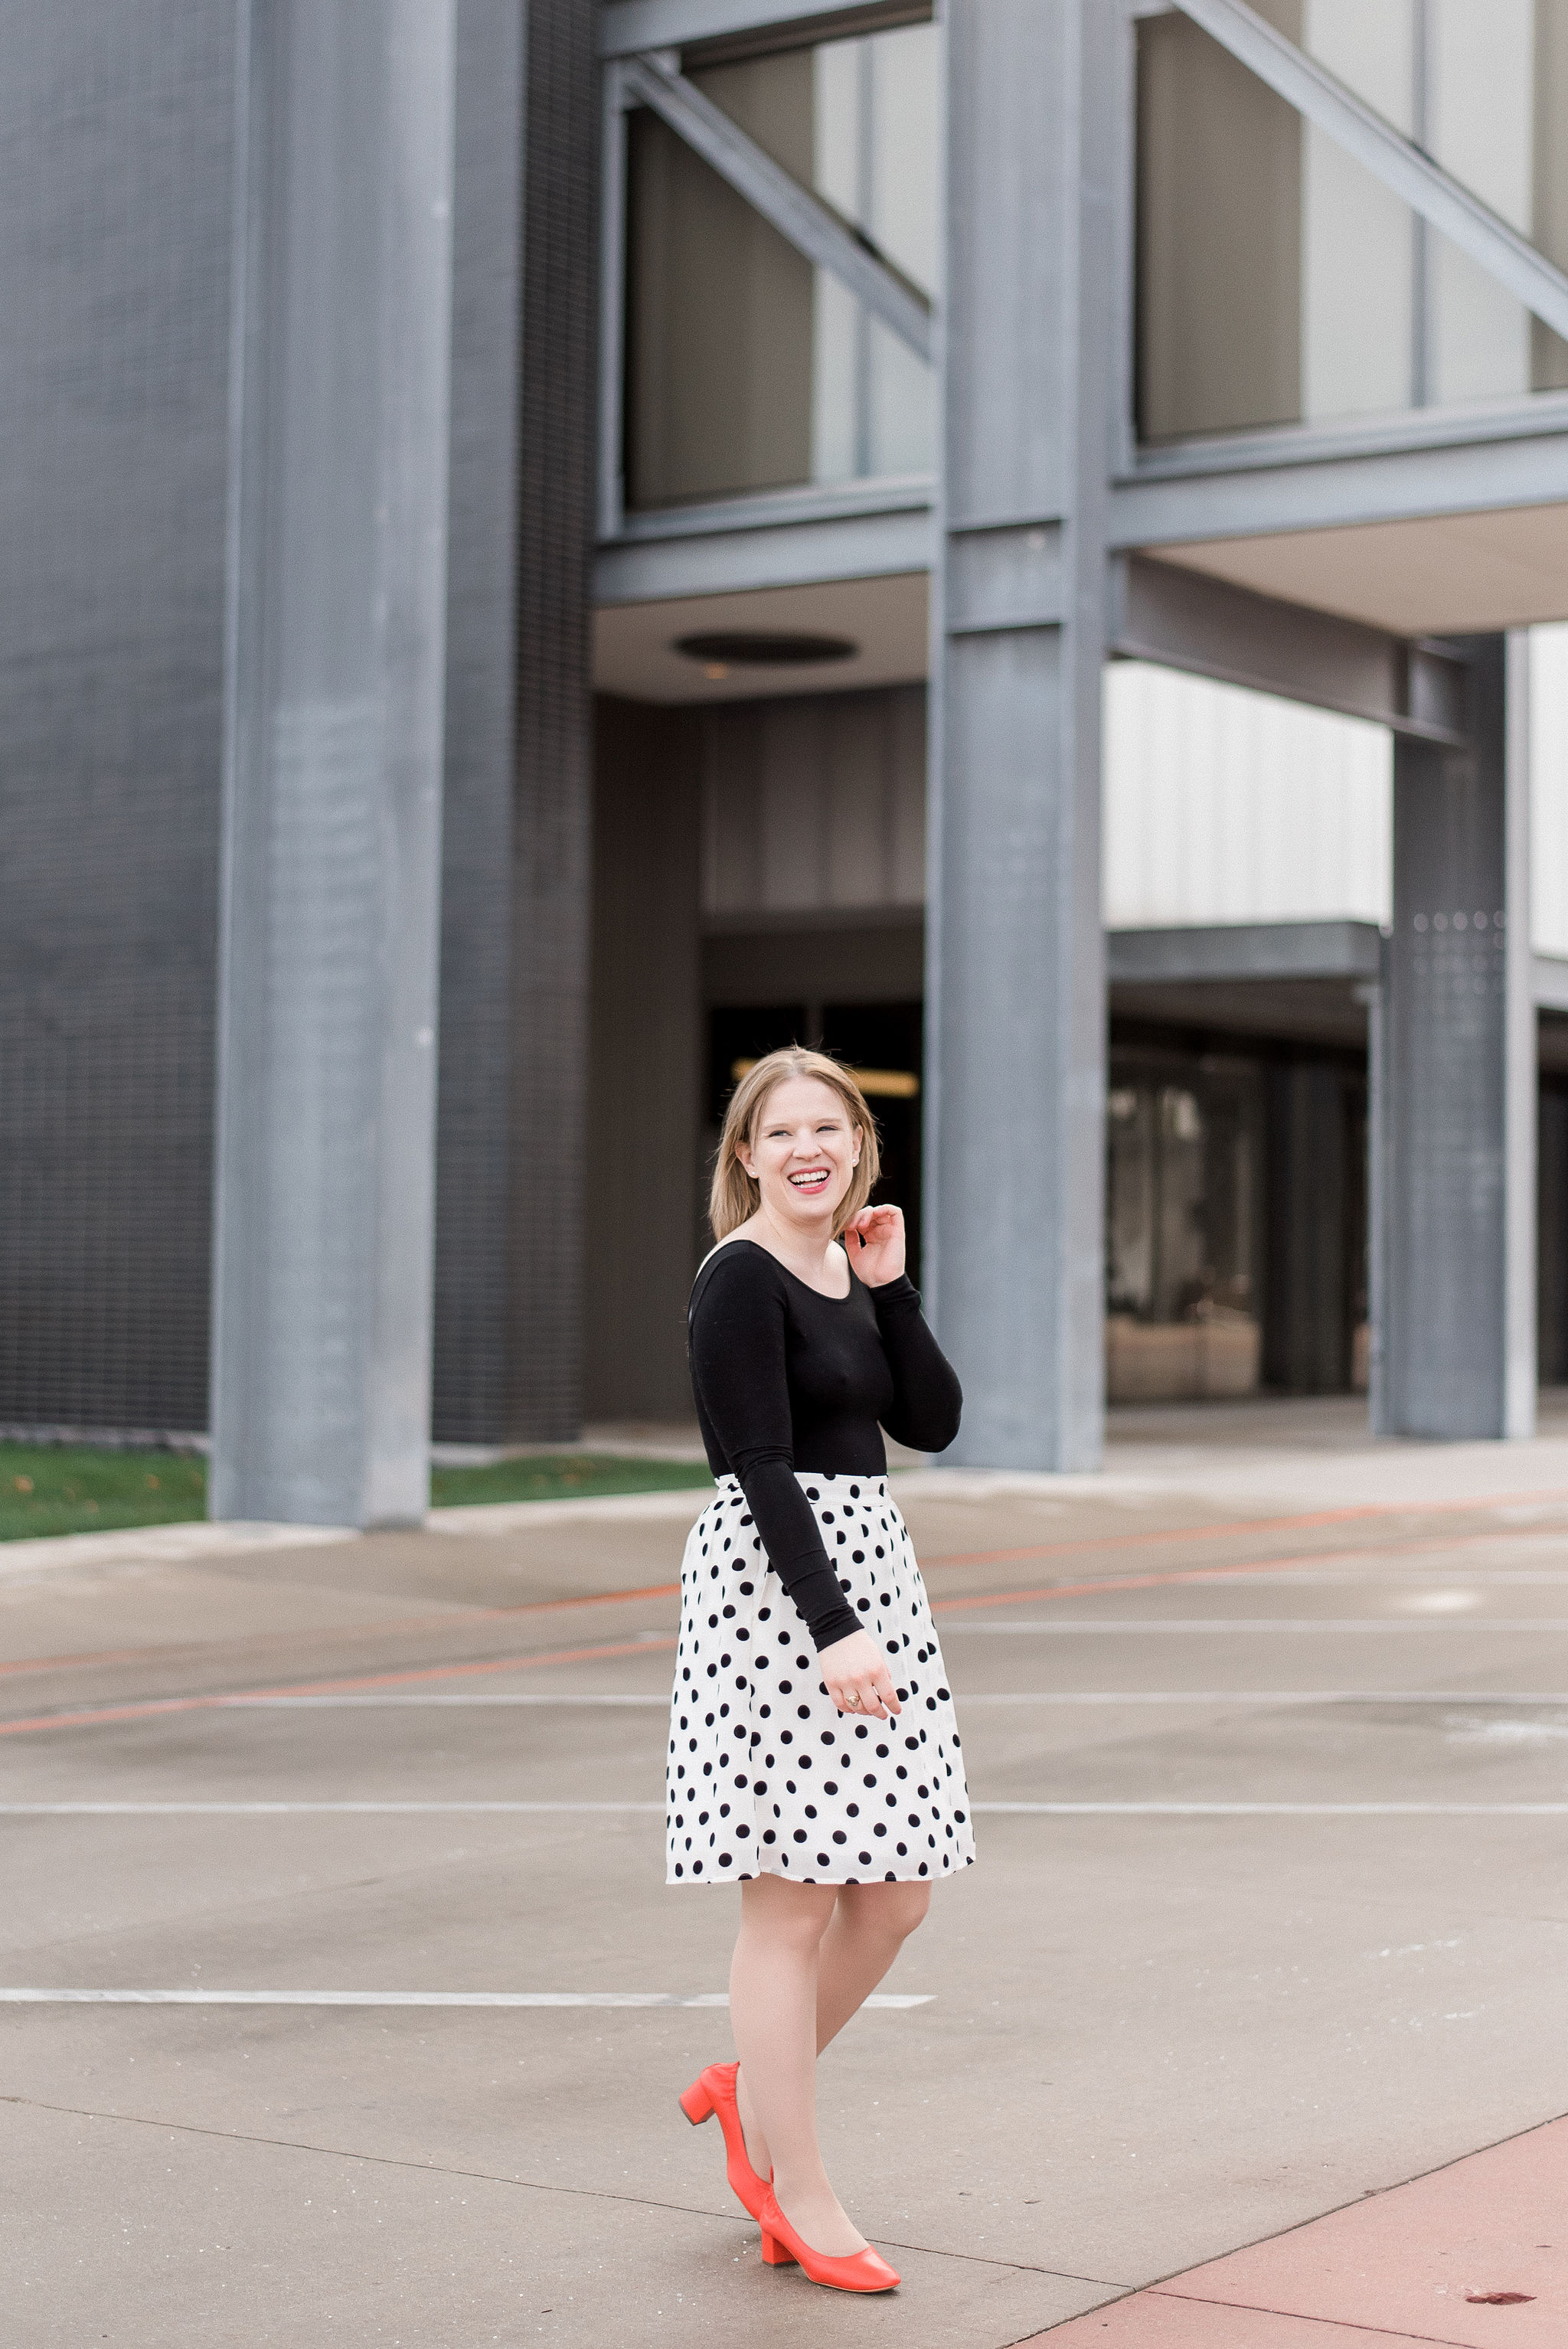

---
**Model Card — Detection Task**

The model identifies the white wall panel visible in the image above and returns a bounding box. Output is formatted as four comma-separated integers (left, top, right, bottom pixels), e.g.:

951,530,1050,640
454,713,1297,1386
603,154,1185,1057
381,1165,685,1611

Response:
1301,0,1413,423
1531,623,1568,956
698,654,1568,947
1102,660,1392,929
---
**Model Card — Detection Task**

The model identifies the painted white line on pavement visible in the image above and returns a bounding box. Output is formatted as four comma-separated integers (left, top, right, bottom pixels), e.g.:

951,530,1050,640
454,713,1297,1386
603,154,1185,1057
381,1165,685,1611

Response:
939,1619,1568,1632
973,1802,1568,1815
0,1988,932,2008
77,1688,1568,1712
234,1693,671,1707
1168,1572,1568,1586
9,1799,1567,1821
0,1802,665,1815
956,1691,1568,1704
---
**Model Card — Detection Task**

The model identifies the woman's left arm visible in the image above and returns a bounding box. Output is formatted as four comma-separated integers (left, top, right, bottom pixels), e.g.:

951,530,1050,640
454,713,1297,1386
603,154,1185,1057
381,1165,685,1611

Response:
844,1205,963,1454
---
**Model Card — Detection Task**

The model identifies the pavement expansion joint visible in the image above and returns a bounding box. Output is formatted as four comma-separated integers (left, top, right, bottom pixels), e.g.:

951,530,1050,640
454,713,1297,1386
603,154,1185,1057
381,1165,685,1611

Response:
0,2090,756,2221
0,1988,934,2008
0,2090,1123,2285
1133,2293,1482,2347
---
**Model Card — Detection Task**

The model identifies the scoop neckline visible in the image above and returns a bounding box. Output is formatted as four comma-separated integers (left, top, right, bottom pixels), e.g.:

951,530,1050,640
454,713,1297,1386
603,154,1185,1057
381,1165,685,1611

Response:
713,1234,857,1304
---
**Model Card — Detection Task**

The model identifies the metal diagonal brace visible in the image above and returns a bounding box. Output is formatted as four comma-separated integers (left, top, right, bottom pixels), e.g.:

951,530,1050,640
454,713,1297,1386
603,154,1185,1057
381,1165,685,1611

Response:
620,51,933,363
1173,0,1568,346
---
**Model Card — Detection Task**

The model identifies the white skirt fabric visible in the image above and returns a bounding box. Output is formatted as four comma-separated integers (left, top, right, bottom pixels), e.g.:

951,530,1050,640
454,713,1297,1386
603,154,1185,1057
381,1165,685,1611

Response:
665,1472,976,1887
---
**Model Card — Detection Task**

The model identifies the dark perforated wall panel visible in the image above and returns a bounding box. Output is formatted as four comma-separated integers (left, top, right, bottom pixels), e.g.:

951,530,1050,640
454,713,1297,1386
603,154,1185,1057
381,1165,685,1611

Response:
433,0,527,1445
433,0,597,1443
0,5,233,1433
505,0,599,1440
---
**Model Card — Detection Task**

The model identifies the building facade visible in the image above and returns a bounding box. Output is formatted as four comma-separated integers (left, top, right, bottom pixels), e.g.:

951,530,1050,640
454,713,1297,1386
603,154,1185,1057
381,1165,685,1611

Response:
4,0,1568,1510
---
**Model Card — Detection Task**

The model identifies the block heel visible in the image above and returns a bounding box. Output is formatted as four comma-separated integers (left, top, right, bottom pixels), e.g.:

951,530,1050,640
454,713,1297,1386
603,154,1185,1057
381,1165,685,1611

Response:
756,2191,899,2294
675,2060,769,2220
678,2078,714,2126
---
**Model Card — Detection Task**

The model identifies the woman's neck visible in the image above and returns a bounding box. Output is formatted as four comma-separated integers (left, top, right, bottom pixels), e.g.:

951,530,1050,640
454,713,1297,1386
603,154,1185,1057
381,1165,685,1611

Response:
744,1205,848,1297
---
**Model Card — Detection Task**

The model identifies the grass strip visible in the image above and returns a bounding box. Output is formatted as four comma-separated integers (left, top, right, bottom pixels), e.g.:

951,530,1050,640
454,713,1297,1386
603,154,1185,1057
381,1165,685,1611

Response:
0,1445,207,1541
430,1455,712,1508
0,1443,711,1541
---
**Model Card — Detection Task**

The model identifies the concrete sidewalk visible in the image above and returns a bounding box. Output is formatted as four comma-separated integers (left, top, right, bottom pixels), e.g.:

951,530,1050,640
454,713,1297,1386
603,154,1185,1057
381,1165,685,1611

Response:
1037,2115,1564,2344
3,1406,1568,2343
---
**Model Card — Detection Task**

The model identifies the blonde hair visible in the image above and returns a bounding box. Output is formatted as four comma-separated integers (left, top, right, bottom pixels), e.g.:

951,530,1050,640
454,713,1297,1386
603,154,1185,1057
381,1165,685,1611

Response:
709,1047,880,1242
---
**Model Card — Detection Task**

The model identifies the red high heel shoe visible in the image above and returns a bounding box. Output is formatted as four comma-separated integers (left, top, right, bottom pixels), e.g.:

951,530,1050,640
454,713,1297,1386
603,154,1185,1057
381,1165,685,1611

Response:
677,2061,769,2220
757,2188,900,2293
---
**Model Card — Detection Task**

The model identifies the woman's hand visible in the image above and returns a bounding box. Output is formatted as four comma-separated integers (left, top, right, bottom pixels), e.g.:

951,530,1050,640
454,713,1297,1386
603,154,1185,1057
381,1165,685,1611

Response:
818,1628,901,1720
842,1203,905,1287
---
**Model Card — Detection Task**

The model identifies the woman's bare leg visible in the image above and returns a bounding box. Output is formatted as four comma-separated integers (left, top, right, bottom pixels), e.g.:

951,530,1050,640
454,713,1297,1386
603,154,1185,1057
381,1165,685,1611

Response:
728,1874,865,2254
815,1880,931,2051
732,1878,931,2246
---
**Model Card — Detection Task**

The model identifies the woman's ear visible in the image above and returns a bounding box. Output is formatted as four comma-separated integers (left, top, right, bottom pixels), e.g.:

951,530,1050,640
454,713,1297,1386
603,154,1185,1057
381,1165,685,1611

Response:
851,1124,862,1168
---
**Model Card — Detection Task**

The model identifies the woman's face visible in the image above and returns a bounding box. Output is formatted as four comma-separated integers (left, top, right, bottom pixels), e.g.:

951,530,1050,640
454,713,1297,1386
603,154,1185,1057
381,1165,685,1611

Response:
738,1074,861,1233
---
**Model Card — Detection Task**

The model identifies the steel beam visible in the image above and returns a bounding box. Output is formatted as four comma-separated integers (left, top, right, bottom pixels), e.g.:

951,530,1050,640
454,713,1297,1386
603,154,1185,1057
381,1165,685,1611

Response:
595,482,933,600
1108,920,1382,986
1115,404,1568,549
1113,556,1465,740
599,0,928,60
1377,635,1536,1439
210,1,456,1525
1173,0,1568,345
621,52,932,362
925,0,1114,1470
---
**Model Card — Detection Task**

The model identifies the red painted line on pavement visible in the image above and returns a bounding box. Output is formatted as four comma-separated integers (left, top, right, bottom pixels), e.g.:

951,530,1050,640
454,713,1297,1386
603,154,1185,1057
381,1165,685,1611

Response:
928,1527,1527,1613
920,1485,1568,1574
0,1582,686,1683
13,1484,1566,1685
5,1484,1565,1709
0,1638,678,1739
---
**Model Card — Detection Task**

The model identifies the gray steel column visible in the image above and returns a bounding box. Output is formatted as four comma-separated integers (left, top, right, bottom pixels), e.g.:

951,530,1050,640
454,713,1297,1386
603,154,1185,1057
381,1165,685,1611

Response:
210,2,457,1524
925,0,1115,1468
1380,634,1536,1439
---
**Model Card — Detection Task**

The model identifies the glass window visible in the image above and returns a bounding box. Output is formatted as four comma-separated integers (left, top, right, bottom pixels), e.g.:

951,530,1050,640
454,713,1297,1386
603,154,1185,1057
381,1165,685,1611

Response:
623,21,937,511
1136,0,1568,441
1106,1056,1264,1401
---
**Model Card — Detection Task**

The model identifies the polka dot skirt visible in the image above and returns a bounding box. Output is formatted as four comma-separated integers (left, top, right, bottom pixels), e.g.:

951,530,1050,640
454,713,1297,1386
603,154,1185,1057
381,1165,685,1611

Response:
666,1473,976,1887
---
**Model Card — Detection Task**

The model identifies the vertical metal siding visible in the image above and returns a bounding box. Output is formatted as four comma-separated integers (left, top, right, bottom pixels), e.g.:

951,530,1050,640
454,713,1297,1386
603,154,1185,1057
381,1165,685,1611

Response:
503,0,599,1440
0,3,234,1433
1103,658,1393,929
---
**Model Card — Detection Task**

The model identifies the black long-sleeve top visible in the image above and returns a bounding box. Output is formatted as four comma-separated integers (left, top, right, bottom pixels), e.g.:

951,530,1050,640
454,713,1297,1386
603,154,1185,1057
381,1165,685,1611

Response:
688,1239,963,1651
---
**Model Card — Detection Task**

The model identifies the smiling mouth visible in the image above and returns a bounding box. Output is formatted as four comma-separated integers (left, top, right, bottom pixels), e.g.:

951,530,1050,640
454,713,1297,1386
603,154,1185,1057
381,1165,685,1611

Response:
788,1168,831,1191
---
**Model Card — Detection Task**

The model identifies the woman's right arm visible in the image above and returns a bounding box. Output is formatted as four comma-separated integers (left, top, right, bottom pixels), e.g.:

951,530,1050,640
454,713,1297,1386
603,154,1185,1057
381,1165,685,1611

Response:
689,1252,861,1653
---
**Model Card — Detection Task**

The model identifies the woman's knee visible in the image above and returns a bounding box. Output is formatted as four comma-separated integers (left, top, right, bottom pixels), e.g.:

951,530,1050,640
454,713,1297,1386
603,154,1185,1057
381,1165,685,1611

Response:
843,1880,931,1942
740,1874,838,1953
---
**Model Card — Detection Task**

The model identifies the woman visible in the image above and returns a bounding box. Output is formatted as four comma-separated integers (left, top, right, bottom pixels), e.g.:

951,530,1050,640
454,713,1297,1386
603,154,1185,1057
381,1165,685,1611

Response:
668,1046,973,2295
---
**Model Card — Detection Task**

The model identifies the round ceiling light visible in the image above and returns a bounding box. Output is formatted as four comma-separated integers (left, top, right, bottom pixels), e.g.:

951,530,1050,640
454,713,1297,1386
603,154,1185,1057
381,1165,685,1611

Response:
673,629,860,669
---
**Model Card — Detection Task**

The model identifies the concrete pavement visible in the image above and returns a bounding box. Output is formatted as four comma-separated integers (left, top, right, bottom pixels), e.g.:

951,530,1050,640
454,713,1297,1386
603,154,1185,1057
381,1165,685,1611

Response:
5,1402,1568,2343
